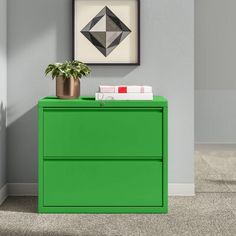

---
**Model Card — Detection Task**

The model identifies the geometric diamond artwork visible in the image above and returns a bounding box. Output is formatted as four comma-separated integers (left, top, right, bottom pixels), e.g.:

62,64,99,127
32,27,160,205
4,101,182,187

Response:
81,6,131,57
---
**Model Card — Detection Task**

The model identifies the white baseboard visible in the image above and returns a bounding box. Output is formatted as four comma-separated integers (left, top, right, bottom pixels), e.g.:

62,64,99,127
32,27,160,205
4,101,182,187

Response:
2,183,194,198
8,183,38,196
0,184,8,205
168,183,195,196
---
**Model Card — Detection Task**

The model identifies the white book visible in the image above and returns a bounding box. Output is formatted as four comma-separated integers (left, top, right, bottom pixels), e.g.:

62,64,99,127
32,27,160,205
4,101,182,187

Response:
96,93,154,101
99,85,153,93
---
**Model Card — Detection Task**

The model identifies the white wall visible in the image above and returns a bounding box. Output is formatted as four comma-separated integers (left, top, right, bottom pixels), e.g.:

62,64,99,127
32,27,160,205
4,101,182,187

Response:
7,0,194,185
0,0,7,189
195,0,236,143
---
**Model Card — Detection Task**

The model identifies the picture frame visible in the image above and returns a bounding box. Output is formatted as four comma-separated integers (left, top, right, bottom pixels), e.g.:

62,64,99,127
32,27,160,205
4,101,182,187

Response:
73,0,140,65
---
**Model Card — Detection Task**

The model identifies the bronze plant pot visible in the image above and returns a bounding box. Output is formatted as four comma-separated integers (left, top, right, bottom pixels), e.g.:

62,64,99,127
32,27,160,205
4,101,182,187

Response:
56,76,80,99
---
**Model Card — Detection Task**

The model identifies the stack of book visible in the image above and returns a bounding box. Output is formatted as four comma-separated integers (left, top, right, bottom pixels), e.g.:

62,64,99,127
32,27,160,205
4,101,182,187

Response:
95,85,153,101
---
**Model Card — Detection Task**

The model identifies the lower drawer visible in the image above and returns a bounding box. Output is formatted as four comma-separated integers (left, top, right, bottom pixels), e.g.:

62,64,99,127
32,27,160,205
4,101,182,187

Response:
43,160,163,207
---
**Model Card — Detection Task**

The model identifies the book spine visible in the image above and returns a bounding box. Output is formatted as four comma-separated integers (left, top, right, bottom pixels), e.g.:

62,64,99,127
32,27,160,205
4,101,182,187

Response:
99,86,152,93
95,93,154,101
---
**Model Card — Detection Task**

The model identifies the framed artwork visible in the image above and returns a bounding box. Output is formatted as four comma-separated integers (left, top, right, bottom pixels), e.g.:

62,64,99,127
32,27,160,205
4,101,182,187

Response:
73,0,140,65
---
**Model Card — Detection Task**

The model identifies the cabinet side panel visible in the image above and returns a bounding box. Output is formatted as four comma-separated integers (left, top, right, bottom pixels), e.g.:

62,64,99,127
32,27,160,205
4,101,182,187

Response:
38,106,44,212
163,106,168,212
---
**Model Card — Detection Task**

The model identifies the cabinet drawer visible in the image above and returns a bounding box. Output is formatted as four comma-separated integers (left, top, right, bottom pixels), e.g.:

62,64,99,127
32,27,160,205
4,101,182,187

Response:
43,160,163,207
43,108,163,157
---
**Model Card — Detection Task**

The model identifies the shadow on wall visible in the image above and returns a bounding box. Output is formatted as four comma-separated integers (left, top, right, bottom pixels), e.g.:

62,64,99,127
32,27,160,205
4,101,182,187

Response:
90,66,137,79
7,106,38,183
0,102,6,133
7,0,138,183
8,0,73,61
0,102,6,187
7,0,74,183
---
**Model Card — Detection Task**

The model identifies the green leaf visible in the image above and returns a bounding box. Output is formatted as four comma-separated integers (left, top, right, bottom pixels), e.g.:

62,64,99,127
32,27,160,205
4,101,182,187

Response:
44,60,91,80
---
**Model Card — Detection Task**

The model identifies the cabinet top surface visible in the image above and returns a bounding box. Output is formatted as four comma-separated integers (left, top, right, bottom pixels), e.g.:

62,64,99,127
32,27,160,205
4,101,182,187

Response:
38,96,167,108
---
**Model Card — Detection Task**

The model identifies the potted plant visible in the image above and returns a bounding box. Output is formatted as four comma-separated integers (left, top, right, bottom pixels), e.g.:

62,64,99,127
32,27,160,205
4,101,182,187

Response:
45,60,91,99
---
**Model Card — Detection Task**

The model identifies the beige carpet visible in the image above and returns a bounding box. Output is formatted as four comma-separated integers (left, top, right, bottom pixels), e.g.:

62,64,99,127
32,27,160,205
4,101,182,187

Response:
195,144,236,193
0,144,235,236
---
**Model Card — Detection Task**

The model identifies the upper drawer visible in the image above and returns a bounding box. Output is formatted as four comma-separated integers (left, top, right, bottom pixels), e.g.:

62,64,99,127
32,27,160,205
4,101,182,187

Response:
43,108,163,157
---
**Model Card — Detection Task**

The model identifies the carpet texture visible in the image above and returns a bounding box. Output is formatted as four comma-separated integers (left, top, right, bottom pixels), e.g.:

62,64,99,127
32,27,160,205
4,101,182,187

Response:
0,145,235,236
195,144,236,193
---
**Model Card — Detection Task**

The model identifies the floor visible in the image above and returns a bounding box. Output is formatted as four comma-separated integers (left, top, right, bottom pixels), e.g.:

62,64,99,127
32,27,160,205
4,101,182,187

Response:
0,145,235,236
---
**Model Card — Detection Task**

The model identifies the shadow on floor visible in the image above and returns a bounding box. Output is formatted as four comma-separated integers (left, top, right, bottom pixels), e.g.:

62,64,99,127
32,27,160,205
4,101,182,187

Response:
206,179,236,185
0,197,37,213
195,144,236,193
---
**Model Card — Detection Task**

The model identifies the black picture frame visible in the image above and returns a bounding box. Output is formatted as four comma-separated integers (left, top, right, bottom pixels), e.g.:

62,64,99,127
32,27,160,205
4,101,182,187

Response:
73,0,140,66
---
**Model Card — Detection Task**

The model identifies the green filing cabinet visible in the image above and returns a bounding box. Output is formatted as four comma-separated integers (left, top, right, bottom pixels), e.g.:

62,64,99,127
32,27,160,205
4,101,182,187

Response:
38,96,168,213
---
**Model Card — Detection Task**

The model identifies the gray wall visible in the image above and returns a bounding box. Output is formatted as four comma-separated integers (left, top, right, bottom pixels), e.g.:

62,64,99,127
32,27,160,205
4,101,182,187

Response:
0,0,7,188
195,0,236,143
7,0,194,184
